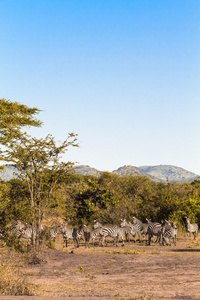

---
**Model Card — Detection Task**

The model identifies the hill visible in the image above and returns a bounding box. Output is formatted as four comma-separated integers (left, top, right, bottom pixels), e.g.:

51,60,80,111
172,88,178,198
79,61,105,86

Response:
140,165,200,183
74,165,101,177
112,165,159,181
75,164,200,183
1,164,199,183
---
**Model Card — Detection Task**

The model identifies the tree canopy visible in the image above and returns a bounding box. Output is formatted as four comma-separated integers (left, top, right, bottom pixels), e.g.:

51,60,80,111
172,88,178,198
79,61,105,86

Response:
0,98,42,147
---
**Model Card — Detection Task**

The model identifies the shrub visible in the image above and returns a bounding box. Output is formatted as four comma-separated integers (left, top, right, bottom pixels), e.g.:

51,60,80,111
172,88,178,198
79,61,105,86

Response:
0,260,36,295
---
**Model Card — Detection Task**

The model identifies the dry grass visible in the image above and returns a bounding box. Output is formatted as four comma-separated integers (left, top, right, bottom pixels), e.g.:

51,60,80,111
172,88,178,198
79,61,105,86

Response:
0,259,36,296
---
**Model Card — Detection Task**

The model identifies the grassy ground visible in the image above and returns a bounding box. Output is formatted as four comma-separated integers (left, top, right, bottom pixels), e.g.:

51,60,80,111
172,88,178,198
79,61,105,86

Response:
0,233,200,299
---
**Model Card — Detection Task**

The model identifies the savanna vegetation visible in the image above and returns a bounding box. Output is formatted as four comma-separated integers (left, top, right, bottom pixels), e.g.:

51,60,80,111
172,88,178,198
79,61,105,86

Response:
0,98,200,298
0,99,200,248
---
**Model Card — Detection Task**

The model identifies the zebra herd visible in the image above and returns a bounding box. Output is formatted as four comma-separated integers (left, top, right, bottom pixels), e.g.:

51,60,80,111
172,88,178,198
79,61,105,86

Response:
1,216,198,249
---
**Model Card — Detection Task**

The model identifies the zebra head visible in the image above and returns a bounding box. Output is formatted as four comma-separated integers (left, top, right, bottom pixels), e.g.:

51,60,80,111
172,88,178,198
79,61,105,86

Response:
120,219,127,227
82,224,89,233
185,216,190,225
172,222,178,229
93,220,103,229
59,222,68,233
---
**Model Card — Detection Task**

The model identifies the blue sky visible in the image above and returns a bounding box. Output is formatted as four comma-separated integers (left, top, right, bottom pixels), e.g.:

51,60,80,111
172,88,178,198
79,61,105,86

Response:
1,1,200,174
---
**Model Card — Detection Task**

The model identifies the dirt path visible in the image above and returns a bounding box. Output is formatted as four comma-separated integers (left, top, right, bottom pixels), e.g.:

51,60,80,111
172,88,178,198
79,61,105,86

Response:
1,236,200,300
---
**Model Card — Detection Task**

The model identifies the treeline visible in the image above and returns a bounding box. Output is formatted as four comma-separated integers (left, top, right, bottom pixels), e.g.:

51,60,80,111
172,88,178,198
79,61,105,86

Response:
1,172,200,230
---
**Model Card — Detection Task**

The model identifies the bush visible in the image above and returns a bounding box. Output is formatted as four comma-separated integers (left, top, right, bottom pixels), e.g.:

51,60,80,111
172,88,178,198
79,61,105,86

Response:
0,260,36,295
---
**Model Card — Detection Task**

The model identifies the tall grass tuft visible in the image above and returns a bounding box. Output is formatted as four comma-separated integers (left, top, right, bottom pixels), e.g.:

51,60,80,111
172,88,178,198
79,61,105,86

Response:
0,260,36,295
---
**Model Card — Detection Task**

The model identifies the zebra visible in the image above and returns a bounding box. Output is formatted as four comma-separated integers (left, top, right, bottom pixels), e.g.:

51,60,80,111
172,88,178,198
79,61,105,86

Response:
132,216,149,241
127,222,141,242
72,225,85,248
8,220,26,238
83,226,102,248
115,226,133,246
49,225,60,243
185,216,198,240
99,224,132,247
18,224,35,248
146,219,166,246
120,219,137,242
163,221,178,246
93,220,103,230
93,220,111,246
60,222,74,247
99,225,119,247
18,223,46,246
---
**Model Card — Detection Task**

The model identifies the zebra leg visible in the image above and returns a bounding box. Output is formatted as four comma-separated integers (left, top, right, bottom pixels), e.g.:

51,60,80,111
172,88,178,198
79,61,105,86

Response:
121,236,125,247
100,235,105,247
114,236,118,247
125,232,128,242
92,238,95,248
148,233,152,245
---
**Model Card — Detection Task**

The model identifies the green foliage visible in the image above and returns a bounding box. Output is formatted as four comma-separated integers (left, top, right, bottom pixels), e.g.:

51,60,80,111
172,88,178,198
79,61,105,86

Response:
0,98,42,148
63,174,200,226
0,98,200,231
0,179,12,226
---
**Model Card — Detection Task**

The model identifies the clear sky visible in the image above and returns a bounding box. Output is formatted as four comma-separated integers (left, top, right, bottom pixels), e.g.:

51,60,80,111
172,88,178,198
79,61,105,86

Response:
1,1,200,174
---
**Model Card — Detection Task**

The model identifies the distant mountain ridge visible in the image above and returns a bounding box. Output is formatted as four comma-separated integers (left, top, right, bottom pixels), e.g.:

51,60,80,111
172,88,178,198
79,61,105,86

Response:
1,164,200,183
75,164,200,183
139,165,199,182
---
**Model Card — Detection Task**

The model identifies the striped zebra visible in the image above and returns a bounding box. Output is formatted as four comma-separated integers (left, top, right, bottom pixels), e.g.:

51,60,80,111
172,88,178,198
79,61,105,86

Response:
18,223,46,247
120,219,137,242
99,225,119,247
9,220,26,238
132,217,149,241
185,216,198,240
115,226,133,246
146,219,166,246
83,226,101,248
60,222,74,247
93,220,110,246
18,224,35,247
72,225,85,248
163,221,178,246
99,224,132,247
93,220,103,230
49,225,60,242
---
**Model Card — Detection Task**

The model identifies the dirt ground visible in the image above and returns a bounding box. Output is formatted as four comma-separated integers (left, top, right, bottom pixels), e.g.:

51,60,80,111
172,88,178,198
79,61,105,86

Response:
1,234,200,300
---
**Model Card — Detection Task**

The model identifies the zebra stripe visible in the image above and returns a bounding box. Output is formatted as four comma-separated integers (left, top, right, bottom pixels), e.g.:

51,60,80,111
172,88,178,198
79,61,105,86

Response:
60,222,74,247
185,217,198,240
120,219,133,242
99,225,119,247
163,222,178,246
146,219,166,246
83,226,101,248
115,226,132,246
49,225,60,242
93,220,103,230
128,222,141,242
72,225,85,248
9,220,26,238
132,217,149,241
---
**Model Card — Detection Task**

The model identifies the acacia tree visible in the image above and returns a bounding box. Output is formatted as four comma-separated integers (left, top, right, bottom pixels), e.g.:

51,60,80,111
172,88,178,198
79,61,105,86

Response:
0,98,42,147
0,99,78,249
3,133,78,248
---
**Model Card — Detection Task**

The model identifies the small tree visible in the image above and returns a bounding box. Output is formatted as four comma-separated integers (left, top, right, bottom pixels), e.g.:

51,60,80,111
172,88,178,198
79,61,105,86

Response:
4,133,78,249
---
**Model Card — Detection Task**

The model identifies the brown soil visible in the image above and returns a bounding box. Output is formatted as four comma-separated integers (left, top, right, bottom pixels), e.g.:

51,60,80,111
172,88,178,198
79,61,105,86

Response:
1,235,200,300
